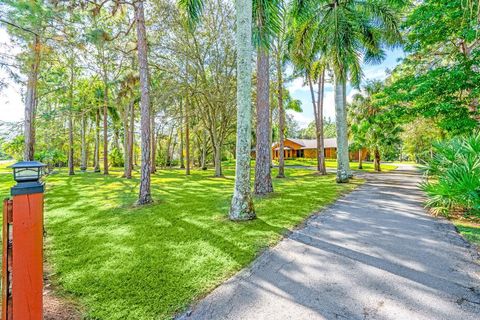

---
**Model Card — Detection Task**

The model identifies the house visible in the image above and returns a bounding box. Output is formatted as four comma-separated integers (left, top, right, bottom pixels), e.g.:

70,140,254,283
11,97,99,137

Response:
270,138,368,161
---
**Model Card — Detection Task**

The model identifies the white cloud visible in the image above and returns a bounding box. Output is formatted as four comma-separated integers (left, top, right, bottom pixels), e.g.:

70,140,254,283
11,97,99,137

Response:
346,89,360,103
288,77,308,94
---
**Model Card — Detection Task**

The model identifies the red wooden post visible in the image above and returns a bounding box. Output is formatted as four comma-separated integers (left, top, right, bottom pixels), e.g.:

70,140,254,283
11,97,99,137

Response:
11,193,44,320
2,161,45,320
2,199,13,320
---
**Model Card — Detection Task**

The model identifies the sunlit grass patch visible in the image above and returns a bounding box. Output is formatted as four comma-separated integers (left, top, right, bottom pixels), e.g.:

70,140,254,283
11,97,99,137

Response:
280,158,397,172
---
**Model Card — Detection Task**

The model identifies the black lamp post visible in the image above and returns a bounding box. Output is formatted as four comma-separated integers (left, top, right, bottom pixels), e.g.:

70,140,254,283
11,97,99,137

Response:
10,161,46,196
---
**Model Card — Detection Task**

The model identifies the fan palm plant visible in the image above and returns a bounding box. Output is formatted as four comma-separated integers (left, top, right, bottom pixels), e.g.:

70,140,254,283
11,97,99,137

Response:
292,0,403,182
421,132,480,216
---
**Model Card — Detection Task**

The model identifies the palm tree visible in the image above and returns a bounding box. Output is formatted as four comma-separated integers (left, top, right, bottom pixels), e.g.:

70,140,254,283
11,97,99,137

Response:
253,0,280,195
293,0,402,182
289,40,327,175
349,80,401,172
180,0,256,220
272,0,289,178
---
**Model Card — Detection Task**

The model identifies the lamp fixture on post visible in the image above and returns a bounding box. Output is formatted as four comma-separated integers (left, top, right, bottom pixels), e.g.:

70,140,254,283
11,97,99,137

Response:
10,161,46,196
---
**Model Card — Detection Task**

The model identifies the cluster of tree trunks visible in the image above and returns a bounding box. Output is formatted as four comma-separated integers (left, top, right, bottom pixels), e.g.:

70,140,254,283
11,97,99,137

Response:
308,70,327,175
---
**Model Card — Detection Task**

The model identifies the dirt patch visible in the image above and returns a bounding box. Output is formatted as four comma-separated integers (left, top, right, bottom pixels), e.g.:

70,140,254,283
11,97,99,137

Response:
43,265,83,320
44,286,83,320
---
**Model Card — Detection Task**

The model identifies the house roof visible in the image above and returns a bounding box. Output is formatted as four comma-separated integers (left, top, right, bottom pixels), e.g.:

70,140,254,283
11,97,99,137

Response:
287,138,337,149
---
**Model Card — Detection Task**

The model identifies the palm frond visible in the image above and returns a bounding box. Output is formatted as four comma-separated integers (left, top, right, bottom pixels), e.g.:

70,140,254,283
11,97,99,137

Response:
178,0,204,26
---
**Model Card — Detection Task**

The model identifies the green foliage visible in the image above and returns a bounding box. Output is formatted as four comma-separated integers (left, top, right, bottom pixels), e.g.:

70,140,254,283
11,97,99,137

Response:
421,132,480,217
292,0,403,84
109,147,124,167
401,118,443,163
253,0,281,50
35,148,67,170
178,0,205,26
382,0,479,135
298,117,336,139
2,135,24,160
349,81,402,162
0,138,9,160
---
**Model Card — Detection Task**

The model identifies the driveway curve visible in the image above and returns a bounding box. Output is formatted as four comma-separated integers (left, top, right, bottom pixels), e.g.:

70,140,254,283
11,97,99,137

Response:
179,165,480,320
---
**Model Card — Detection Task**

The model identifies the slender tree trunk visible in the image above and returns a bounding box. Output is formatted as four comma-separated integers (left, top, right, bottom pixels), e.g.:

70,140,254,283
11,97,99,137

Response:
67,61,75,176
213,143,223,177
358,149,363,169
113,128,121,151
334,76,349,183
80,113,87,171
129,102,135,172
102,76,109,175
166,125,174,167
316,71,326,175
254,49,273,195
374,147,381,172
180,100,185,169
170,136,178,169
124,100,134,178
230,0,255,220
24,34,41,161
185,98,191,175
150,109,156,173
308,74,323,174
343,81,352,178
201,148,206,170
276,51,285,178
68,114,75,175
94,108,101,172
122,105,129,177
201,131,207,170
135,0,152,205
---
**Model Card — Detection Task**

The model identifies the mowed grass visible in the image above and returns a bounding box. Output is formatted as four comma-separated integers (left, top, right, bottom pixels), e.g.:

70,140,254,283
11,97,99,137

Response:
0,161,14,199
0,162,361,319
278,158,398,172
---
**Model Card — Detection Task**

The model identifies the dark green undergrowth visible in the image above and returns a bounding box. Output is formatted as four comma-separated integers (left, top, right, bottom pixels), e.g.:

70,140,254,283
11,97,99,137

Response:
0,163,361,319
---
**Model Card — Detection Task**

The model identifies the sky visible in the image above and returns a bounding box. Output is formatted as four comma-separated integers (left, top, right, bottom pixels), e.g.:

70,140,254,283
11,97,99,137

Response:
286,47,405,128
0,26,405,127
0,27,23,122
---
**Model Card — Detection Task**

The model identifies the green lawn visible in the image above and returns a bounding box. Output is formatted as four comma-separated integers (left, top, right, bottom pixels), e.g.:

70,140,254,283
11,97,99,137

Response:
0,161,14,199
454,221,480,246
276,158,398,172
0,162,361,319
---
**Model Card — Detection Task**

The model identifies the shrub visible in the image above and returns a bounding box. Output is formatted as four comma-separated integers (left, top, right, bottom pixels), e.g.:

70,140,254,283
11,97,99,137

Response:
35,149,67,173
2,135,24,160
109,147,124,167
421,132,480,217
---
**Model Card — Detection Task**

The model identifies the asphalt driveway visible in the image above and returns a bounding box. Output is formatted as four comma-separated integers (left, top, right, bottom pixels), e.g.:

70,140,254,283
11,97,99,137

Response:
179,165,480,320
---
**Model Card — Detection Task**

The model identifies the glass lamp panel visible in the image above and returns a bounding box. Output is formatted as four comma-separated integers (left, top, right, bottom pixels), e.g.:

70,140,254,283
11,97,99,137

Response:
15,168,39,181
